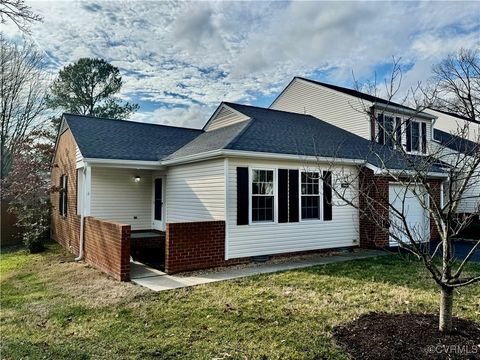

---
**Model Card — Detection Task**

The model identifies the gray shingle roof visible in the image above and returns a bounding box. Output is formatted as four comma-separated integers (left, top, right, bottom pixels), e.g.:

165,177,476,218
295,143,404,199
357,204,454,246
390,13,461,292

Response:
64,113,202,161
167,102,445,173
434,129,478,155
64,104,446,174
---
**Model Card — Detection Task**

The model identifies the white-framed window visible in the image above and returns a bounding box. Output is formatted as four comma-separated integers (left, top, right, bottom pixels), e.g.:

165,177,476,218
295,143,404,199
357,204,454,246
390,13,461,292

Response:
251,169,275,223
407,120,427,154
300,171,322,220
377,114,396,147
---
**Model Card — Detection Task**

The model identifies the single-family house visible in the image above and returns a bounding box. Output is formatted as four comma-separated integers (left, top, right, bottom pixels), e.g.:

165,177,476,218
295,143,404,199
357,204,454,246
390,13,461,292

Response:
51,78,451,281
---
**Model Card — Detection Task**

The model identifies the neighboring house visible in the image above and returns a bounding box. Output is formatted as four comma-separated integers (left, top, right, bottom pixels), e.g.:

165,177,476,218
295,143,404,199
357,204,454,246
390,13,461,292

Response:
51,79,449,281
271,77,479,215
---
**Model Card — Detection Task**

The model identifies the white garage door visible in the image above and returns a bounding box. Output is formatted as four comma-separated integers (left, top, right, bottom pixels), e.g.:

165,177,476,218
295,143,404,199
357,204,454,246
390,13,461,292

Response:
389,184,430,246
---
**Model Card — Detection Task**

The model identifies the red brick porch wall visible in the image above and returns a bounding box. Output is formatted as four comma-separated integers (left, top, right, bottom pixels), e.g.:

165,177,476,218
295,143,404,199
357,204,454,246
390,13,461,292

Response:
359,168,442,248
165,221,238,273
84,217,131,281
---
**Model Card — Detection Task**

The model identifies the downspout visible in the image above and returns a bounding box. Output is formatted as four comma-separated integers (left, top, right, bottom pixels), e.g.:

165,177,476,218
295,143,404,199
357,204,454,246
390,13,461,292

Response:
75,163,88,261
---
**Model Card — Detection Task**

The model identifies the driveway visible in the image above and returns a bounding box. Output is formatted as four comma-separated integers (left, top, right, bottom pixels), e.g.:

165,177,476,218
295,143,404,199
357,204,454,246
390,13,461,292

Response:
431,240,480,262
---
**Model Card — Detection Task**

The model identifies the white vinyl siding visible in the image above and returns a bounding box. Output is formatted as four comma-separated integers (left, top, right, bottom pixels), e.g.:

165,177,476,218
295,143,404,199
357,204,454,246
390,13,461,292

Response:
166,159,225,222
430,142,480,214
75,144,83,165
205,105,250,131
226,158,359,259
271,78,372,139
426,109,479,143
459,169,480,214
90,168,153,230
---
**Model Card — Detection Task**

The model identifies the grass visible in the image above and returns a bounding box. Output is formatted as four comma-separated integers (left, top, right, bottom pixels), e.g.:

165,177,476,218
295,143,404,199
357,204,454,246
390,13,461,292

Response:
1,243,479,360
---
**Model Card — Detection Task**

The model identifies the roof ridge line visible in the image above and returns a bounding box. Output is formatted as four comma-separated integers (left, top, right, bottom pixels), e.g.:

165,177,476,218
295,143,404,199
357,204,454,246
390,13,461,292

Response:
63,112,203,132
224,101,318,118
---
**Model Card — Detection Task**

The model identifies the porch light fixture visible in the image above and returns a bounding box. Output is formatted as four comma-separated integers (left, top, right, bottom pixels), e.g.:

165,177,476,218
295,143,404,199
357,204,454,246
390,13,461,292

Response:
133,176,141,183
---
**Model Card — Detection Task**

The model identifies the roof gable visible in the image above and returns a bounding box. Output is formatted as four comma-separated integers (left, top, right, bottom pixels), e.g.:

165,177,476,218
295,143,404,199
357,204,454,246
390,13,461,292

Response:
202,103,250,131
273,77,435,119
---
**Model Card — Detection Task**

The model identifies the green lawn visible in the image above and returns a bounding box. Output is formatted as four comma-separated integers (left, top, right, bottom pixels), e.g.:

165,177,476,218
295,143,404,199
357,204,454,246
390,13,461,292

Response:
1,244,479,360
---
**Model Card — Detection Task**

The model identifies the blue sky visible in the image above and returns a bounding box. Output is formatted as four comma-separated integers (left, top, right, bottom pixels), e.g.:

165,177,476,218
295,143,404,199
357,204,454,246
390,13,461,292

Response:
4,1,479,128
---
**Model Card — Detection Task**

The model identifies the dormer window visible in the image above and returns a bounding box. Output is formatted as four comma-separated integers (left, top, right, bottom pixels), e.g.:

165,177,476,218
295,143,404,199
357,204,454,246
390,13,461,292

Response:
377,113,428,154
377,113,401,148
406,120,427,154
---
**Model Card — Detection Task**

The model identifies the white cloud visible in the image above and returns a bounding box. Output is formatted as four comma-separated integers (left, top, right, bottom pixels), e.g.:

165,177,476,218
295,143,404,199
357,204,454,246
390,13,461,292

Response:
3,1,478,127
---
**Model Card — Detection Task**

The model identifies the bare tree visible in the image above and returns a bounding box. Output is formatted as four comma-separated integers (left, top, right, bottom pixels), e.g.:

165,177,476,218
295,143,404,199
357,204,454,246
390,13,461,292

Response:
0,36,47,179
431,48,479,123
312,49,479,333
0,0,41,34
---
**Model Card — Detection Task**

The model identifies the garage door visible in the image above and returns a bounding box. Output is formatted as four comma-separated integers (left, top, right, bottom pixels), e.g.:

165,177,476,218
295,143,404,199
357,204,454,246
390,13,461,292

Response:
389,184,430,246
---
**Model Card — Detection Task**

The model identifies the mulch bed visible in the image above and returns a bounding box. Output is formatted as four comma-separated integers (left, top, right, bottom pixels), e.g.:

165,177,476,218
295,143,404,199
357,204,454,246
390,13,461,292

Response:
333,312,480,360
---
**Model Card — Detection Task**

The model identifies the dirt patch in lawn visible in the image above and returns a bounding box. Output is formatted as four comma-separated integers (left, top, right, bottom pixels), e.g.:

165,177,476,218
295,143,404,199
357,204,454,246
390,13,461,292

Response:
333,312,480,360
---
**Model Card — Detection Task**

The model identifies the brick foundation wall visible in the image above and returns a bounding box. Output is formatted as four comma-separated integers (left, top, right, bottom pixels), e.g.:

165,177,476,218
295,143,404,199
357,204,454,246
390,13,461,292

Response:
84,217,131,281
358,167,442,248
165,221,230,273
51,128,131,281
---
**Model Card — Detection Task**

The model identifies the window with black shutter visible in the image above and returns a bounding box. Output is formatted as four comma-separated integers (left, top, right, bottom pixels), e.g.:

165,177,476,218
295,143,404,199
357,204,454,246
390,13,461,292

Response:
278,169,289,223
377,113,385,145
406,119,412,152
288,169,299,222
236,167,249,225
421,122,427,154
323,171,332,221
59,174,68,217
395,117,402,148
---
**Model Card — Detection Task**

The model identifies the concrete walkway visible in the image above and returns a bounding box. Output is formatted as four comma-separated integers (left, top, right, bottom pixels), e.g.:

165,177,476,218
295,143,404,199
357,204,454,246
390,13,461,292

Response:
130,249,387,292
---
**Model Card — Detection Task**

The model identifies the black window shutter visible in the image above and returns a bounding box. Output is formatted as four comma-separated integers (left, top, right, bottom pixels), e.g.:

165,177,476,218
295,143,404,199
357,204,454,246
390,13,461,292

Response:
395,117,402,148
406,120,412,152
64,175,68,216
377,113,384,145
421,122,427,153
278,169,289,223
288,169,299,222
236,167,249,225
59,175,63,215
323,171,332,221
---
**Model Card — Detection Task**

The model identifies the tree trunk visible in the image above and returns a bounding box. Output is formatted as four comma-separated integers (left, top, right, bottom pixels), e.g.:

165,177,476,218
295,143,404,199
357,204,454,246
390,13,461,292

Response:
439,287,454,333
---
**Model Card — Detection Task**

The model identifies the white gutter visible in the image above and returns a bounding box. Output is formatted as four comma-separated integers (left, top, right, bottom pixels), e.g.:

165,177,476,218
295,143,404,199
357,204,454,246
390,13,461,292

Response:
161,149,366,166
366,162,448,178
83,158,162,169
75,163,88,261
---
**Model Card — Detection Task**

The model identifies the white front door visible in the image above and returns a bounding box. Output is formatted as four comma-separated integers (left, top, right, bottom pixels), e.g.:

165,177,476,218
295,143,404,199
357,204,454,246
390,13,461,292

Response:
389,184,429,246
153,178,164,231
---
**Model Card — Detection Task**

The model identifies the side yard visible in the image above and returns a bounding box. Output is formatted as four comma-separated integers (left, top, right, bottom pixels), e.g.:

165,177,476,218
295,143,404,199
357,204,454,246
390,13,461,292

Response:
1,243,479,360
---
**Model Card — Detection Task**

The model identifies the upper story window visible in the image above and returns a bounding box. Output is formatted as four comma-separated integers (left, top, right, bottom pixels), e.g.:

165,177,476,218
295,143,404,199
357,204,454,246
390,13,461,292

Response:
406,120,427,154
251,169,274,222
376,112,428,154
301,172,321,220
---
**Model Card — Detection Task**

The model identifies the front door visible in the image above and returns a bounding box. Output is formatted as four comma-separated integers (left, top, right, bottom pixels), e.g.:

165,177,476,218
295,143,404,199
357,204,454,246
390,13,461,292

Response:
153,178,164,230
